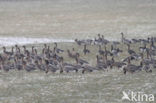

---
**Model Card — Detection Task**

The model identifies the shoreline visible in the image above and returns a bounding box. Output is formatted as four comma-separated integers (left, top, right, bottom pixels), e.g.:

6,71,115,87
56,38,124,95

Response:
0,36,74,47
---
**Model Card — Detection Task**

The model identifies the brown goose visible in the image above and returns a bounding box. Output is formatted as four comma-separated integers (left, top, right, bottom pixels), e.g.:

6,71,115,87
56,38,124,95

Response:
67,49,78,59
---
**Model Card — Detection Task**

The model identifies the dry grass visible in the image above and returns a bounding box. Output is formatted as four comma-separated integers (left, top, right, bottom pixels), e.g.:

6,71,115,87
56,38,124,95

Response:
0,42,156,103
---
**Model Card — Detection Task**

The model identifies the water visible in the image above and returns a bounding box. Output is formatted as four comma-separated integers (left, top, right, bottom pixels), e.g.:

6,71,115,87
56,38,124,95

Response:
0,37,74,46
0,0,156,103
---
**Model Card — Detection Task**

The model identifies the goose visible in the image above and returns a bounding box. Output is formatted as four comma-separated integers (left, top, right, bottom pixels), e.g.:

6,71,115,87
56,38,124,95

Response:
83,44,90,55
35,59,46,71
111,57,126,69
1,61,14,72
132,38,140,43
58,57,78,73
121,32,131,44
94,37,102,45
75,39,82,45
98,45,105,55
96,55,107,70
63,64,79,73
111,45,123,56
33,49,42,61
101,35,109,45
22,60,36,72
97,33,102,41
149,44,156,56
44,44,47,49
104,46,112,56
127,44,136,55
75,39,90,45
43,44,49,54
48,54,59,66
14,47,25,59
150,43,156,50
45,59,59,73
54,42,64,53
139,43,147,52
61,56,82,71
82,65,96,74
103,53,114,69
121,32,124,43
139,38,149,44
7,47,15,60
67,49,78,59
85,39,93,45
15,45,19,53
71,48,77,57
0,54,7,63
123,61,143,74
141,52,153,66
2,47,13,56
122,56,135,63
14,58,23,70
30,46,36,58
142,64,152,73
75,54,89,65
22,45,27,54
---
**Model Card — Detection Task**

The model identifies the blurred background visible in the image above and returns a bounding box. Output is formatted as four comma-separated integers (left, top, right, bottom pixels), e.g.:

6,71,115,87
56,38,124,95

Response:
0,0,155,43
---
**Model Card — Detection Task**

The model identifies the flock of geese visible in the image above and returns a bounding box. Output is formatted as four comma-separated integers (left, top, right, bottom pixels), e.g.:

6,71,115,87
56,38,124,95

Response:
0,33,156,74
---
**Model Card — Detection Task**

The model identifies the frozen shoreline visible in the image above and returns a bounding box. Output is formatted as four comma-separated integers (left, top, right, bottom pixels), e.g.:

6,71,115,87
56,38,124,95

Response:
0,37,74,47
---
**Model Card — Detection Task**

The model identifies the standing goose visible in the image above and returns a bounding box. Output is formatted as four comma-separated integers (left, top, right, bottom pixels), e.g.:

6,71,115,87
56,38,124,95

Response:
111,45,122,56
139,43,147,53
2,47,11,59
22,45,27,55
127,44,136,55
67,49,78,59
83,44,90,55
8,47,15,61
14,58,23,70
104,53,114,69
98,45,105,55
75,39,83,45
75,53,89,65
121,32,131,44
101,35,109,45
35,59,46,71
15,45,19,53
111,57,126,69
54,42,64,53
96,55,107,70
44,59,58,73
